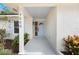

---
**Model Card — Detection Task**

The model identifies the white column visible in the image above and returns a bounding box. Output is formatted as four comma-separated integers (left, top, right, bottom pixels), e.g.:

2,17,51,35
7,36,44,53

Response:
19,6,25,54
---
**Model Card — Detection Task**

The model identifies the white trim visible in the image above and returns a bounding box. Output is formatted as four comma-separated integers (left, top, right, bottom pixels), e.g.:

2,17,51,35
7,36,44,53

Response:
19,6,25,54
56,49,63,55
0,15,19,17
24,51,44,55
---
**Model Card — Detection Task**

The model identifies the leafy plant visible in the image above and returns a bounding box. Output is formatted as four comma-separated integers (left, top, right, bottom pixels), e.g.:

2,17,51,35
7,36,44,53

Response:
0,29,12,55
12,33,29,46
24,33,29,45
12,35,19,48
64,35,79,55
12,33,29,53
0,29,6,40
0,29,6,48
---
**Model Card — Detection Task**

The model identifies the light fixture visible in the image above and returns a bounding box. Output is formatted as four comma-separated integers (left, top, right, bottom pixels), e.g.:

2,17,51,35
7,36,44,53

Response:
39,23,43,25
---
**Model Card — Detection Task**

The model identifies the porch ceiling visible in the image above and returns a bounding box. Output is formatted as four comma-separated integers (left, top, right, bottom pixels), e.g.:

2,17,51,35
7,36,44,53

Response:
25,7,52,19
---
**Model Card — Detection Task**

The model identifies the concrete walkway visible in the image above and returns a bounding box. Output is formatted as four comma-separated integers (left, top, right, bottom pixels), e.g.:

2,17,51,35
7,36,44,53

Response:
24,36,56,55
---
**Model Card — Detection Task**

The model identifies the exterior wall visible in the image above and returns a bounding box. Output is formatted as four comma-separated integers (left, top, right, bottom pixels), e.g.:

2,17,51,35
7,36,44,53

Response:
45,7,57,50
24,16,33,39
0,17,19,40
57,4,79,51
24,8,33,39
0,20,9,34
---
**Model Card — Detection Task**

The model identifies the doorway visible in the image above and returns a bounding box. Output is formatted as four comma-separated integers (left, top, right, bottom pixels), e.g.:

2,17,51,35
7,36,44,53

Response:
38,22,45,36
33,21,38,36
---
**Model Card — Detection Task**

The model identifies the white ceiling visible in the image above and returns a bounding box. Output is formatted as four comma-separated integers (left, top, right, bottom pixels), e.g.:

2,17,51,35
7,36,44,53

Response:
25,7,52,19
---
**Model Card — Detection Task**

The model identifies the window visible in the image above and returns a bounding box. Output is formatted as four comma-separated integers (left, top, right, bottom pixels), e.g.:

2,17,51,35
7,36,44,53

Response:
14,21,19,33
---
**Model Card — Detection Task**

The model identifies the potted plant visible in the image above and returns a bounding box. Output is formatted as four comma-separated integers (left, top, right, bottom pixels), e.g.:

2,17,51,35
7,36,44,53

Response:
12,33,29,53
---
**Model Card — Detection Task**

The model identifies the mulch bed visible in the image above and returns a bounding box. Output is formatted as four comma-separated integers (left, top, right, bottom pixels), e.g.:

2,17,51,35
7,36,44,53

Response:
61,51,70,55
4,39,13,49
61,51,78,55
4,39,19,54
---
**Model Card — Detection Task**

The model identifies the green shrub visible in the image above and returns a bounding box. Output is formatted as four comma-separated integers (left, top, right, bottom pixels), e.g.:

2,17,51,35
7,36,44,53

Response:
12,35,19,48
12,33,29,48
0,29,6,47
24,33,29,45
0,29,6,39
0,49,12,55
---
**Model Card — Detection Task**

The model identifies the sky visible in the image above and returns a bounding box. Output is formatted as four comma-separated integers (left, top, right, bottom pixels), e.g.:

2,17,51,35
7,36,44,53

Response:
0,3,14,13
0,3,7,10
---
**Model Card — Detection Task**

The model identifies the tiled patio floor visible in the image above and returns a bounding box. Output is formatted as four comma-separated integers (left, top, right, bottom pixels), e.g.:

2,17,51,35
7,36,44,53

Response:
24,36,56,55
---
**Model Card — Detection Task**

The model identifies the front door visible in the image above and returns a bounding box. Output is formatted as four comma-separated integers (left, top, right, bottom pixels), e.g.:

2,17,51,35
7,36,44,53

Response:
33,21,38,36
